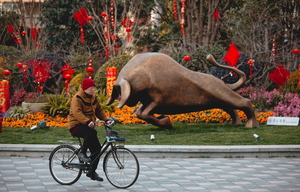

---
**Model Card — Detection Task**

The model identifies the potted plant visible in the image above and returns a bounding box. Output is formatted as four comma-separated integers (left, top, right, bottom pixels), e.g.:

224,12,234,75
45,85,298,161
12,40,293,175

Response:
21,93,51,113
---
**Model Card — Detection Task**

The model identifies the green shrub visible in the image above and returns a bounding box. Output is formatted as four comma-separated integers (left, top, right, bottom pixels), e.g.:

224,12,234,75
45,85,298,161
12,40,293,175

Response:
6,106,30,120
280,71,300,94
94,89,119,113
41,91,71,117
94,55,133,89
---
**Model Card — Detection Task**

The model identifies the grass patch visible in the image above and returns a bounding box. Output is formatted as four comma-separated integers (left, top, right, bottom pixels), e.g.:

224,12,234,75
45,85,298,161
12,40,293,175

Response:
0,122,299,145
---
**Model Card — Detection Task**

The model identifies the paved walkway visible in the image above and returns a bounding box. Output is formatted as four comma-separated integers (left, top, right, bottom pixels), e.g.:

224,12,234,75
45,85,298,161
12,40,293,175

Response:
0,156,299,192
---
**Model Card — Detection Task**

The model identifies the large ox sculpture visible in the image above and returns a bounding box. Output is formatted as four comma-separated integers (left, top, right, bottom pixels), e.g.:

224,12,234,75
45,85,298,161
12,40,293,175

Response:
106,52,259,129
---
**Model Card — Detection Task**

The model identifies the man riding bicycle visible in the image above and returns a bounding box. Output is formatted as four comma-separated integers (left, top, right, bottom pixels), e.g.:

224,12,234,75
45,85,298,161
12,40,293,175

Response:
68,78,113,182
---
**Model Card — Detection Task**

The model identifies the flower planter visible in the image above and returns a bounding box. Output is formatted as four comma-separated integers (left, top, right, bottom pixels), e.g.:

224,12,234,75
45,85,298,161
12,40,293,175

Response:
22,102,49,113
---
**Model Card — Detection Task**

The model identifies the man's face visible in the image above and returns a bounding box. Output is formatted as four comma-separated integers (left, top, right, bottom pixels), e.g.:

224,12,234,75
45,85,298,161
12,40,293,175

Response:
84,86,97,95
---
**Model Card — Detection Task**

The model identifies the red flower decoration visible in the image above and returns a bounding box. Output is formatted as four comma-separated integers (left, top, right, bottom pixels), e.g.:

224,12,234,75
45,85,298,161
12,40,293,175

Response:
183,56,191,61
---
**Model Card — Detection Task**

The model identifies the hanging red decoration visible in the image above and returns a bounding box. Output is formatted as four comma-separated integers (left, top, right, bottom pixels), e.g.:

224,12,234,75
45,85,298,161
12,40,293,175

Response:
59,63,74,92
87,16,93,21
100,12,107,17
269,65,290,88
223,43,240,67
110,0,115,29
271,36,276,63
292,49,300,88
7,24,14,33
183,56,191,61
17,63,23,68
292,49,300,54
100,12,110,58
7,24,19,44
173,1,179,21
3,70,11,76
213,9,219,21
247,59,255,77
21,31,26,36
121,17,133,42
22,64,27,82
126,28,132,42
180,0,186,36
72,8,89,44
86,57,94,78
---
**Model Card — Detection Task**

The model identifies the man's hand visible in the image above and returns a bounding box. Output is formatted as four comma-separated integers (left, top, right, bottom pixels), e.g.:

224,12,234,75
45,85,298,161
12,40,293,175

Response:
88,121,95,128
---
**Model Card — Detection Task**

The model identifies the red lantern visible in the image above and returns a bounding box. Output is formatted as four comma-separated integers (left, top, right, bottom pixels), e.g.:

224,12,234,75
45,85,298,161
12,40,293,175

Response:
64,74,72,80
87,16,93,21
17,63,23,68
126,28,132,32
183,56,191,61
100,12,107,17
86,67,94,72
3,70,11,76
292,49,300,54
21,31,26,35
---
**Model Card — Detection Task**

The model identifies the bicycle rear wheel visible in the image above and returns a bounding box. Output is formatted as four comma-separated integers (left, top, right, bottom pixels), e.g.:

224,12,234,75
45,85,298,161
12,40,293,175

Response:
103,147,139,189
49,144,82,185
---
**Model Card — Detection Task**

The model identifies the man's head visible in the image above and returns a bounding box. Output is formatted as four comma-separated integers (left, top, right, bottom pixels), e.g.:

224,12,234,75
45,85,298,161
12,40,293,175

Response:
82,78,96,95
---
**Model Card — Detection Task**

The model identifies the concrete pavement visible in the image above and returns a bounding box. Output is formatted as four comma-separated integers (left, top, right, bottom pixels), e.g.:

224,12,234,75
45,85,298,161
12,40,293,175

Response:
0,156,299,192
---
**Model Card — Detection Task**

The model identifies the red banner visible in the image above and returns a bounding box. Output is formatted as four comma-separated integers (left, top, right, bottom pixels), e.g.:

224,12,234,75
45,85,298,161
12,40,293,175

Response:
0,81,10,112
106,67,117,97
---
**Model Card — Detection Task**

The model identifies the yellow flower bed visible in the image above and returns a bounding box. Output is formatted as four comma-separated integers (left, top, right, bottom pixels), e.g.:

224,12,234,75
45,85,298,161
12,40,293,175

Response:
3,112,68,128
3,106,274,127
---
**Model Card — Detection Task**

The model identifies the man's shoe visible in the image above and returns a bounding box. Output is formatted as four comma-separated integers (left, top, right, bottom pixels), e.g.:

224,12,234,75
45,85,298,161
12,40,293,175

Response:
86,171,103,181
78,152,90,163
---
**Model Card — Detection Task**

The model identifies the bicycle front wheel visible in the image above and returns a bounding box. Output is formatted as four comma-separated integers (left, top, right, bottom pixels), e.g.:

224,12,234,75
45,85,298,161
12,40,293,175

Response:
49,145,82,185
103,147,140,189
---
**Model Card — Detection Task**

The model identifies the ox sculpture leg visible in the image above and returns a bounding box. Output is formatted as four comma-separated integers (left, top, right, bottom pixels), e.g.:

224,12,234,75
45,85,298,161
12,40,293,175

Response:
135,103,173,129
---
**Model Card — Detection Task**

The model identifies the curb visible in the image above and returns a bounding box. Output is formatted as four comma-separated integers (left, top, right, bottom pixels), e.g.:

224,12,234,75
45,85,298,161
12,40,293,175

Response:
1,144,300,158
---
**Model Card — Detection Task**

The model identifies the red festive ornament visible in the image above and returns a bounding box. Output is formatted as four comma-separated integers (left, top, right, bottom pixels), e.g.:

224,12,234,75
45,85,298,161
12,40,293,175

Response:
7,24,14,33
269,65,290,88
292,49,300,54
173,1,179,21
21,31,26,36
180,0,186,36
3,70,11,76
86,67,94,72
87,16,93,21
100,12,107,17
213,9,219,21
247,59,255,77
72,8,89,44
121,17,133,42
17,63,23,68
183,56,191,61
22,64,27,82
64,74,72,80
223,43,240,67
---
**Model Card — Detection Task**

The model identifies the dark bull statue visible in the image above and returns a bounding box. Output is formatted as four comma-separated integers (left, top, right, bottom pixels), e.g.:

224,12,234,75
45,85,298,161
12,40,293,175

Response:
106,52,259,129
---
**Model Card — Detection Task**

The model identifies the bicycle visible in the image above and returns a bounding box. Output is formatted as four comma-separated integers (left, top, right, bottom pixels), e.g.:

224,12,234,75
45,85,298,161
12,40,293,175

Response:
48,119,140,189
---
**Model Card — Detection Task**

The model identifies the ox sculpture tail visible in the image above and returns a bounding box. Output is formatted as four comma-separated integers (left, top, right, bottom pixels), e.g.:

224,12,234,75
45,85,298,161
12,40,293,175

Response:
206,54,246,91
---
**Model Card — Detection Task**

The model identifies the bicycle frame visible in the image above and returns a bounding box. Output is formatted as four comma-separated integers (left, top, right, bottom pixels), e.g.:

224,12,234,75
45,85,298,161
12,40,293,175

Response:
65,124,125,172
